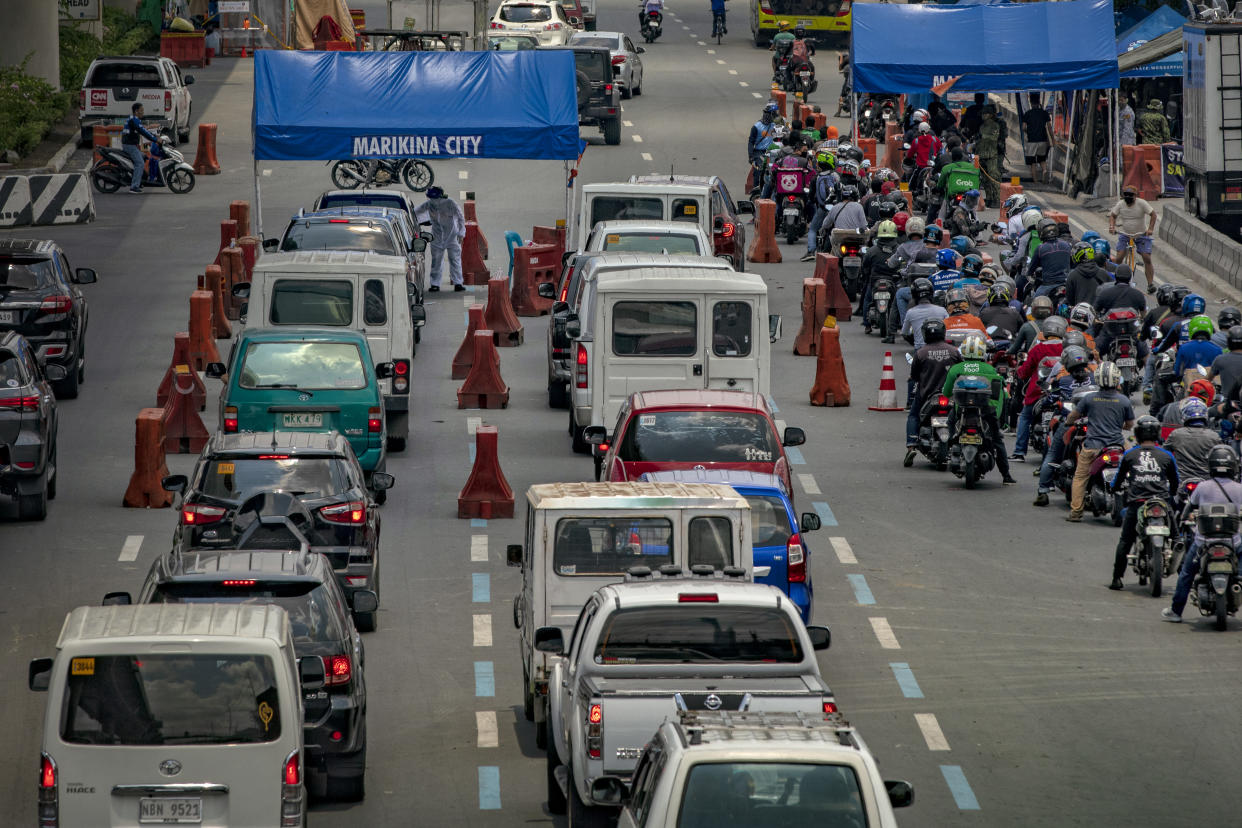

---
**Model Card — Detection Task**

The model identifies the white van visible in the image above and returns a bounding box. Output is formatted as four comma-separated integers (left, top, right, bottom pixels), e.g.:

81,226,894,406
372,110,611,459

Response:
505,481,753,748
566,261,780,452
28,603,315,828
237,250,426,451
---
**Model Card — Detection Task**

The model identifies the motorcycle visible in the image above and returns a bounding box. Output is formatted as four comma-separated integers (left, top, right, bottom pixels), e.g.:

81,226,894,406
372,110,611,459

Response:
1103,310,1143,395
915,392,954,471
830,228,868,300
1085,445,1125,525
641,9,662,41
947,375,997,488
773,165,813,244
91,136,195,195
784,57,817,100
1149,349,1179,416
989,346,1020,429
1130,497,1174,597
1189,503,1242,630
329,157,434,192
867,275,894,338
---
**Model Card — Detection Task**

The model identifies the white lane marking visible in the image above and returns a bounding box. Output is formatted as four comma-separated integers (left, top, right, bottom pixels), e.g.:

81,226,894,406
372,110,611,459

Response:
869,617,901,650
728,69,738,75
261,168,272,176
774,419,787,434
697,40,706,45
459,190,468,201
916,713,951,751
706,49,715,54
458,170,469,180
740,81,750,87
118,535,143,562
476,711,499,748
797,473,821,495
641,152,653,161
473,614,493,647
682,24,689,29
632,135,644,143
829,537,857,565
623,120,633,127
716,59,726,65
466,416,482,435
471,534,488,562
751,91,762,98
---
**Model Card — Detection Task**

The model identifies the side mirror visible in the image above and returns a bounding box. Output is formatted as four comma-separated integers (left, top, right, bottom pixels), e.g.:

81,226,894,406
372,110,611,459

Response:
583,425,607,446
534,626,565,655
161,474,188,493
299,655,326,690
370,472,395,491
768,314,782,343
44,364,67,381
262,238,280,253
885,780,915,808
590,776,629,806
184,74,195,85
782,426,806,447
806,625,831,651
565,319,582,339
713,215,724,232
73,267,97,284
28,658,53,692
800,512,821,532
375,362,395,379
351,589,379,615
410,237,428,253
205,362,226,379
507,544,523,567
636,46,645,54
537,282,557,299
102,591,133,606
736,200,755,215
410,304,427,327
231,282,251,300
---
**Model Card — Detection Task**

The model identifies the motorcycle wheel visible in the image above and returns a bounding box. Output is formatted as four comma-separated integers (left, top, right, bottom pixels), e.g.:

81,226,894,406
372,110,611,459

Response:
166,168,195,194
331,160,364,190
403,160,434,192
877,313,888,339
786,226,800,246
1137,548,1148,586
1149,544,1163,598
1216,589,1229,631
964,464,978,489
644,31,655,42
91,164,122,194
1111,496,1123,527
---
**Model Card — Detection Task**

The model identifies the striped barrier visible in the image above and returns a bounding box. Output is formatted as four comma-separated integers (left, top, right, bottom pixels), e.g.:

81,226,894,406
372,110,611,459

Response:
0,176,32,227
28,174,94,225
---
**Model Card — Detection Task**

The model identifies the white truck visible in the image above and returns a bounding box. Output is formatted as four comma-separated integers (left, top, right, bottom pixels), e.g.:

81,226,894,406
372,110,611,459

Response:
78,56,194,146
540,571,835,825
594,711,914,827
1183,21,1242,235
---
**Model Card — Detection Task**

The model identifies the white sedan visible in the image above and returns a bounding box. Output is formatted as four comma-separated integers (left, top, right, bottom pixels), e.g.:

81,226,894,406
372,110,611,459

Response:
490,1,573,47
569,30,645,98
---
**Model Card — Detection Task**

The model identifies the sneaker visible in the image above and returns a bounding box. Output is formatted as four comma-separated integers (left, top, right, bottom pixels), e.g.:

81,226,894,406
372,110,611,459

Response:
128,187,142,193
453,284,467,292
1109,578,1124,591
903,448,916,468
881,336,895,344
1002,475,1016,486
1160,607,1182,622
1033,492,1049,507
799,252,816,262
1010,452,1025,461
428,285,441,292
1065,512,1083,523
863,327,872,335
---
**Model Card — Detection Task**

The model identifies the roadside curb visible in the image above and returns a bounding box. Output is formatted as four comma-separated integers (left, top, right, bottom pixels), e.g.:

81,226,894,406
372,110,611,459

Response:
7,135,83,176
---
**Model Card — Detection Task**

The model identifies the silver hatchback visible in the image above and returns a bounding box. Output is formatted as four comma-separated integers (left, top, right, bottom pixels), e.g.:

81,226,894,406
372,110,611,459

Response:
569,31,645,98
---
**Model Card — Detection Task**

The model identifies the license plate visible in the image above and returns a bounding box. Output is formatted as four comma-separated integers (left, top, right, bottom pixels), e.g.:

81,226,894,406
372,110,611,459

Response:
931,417,948,427
282,412,323,428
874,291,890,301
1116,357,1136,367
1103,469,1117,482
844,257,861,267
959,434,982,445
1207,561,1235,574
1041,413,1053,424
1146,526,1170,535
0,310,14,325
797,18,813,24
140,798,201,824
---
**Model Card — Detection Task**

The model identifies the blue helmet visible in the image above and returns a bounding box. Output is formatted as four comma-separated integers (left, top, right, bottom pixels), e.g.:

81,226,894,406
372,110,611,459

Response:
950,235,971,255
937,248,958,269
1180,397,1209,427
1181,293,1206,316
1091,238,1111,260
1080,230,1100,244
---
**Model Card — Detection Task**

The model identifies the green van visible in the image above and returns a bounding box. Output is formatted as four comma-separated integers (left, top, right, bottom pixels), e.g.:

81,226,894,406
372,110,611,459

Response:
207,328,391,479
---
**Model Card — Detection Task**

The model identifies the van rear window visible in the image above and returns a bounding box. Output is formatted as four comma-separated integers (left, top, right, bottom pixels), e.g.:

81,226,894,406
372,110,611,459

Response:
270,279,352,326
612,301,697,356
589,196,664,226
61,655,282,745
595,606,803,663
676,762,865,826
600,233,701,255
553,517,673,575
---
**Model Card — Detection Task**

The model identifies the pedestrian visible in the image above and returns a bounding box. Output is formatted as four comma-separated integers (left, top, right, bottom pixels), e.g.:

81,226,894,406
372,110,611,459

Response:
1021,93,1053,183
414,186,467,292
976,104,1003,208
1136,99,1171,146
1108,184,1158,294
121,103,160,194
836,51,851,117
1118,96,1136,147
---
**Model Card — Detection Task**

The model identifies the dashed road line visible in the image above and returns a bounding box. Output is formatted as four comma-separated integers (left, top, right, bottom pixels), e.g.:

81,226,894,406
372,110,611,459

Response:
472,572,490,602
915,713,951,751
471,518,488,528
471,534,488,562
623,120,634,127
474,661,495,696
751,91,762,98
869,617,901,649
847,574,875,605
466,416,482,435
889,662,924,698
697,40,706,45
785,447,806,465
716,59,726,64
682,24,689,29
812,501,837,525
478,766,502,809
797,474,820,495
641,152,653,161
118,535,143,562
476,711,499,748
632,135,644,143
829,537,856,564
740,81,750,87
706,49,716,54
459,190,468,201
940,766,980,810
473,614,493,647
728,69,738,75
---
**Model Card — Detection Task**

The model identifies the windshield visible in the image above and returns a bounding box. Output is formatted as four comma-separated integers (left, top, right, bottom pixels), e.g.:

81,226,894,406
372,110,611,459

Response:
198,457,347,500
676,763,866,827
238,341,366,391
0,257,54,291
553,517,673,575
619,411,779,463
61,654,282,745
595,606,803,663
500,3,551,21
746,495,792,548
150,582,345,645
590,196,663,225
281,221,396,254
572,35,619,49
270,279,353,326
600,233,702,255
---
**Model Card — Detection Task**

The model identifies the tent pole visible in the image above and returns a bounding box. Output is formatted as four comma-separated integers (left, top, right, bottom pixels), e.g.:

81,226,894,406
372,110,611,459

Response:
1061,92,1076,194
254,160,263,240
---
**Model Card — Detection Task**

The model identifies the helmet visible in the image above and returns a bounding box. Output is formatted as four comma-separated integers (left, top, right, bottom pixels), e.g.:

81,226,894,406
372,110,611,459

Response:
917,121,932,134
960,334,987,361
1218,306,1241,330
987,282,1012,306
936,248,958,269
764,101,780,114
1209,444,1240,479
1229,326,1242,349
1020,207,1043,231
1181,293,1206,316
1188,378,1216,405
923,226,944,246
893,211,910,233
961,254,984,279
1113,263,1133,283
911,277,934,302
1062,330,1086,350
978,264,1001,285
1068,303,1095,331
876,200,898,219
1155,283,1175,308
778,20,791,29
1133,415,1162,443
1096,361,1122,389
838,183,860,201
912,108,929,123
944,288,970,315
1091,238,1111,261
794,24,806,36
1081,230,1100,244
1061,345,1089,374
426,185,444,199
905,217,926,239
1002,193,1028,213
815,150,835,169
921,317,946,343
1188,314,1215,339
1031,295,1054,320
1070,241,1095,263
1041,316,1067,339
1170,285,1192,309
875,219,898,240
950,235,971,255
1180,397,1210,427
1037,218,1059,242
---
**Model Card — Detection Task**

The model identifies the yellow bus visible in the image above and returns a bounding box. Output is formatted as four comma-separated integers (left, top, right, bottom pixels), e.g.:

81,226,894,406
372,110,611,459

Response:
750,0,852,46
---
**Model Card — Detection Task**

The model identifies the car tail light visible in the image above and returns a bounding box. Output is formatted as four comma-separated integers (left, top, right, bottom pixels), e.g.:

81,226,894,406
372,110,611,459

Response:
0,394,39,412
368,407,382,433
559,281,569,302
836,0,851,15
587,702,603,758
164,91,172,111
223,405,238,433
605,83,613,94
759,0,773,12
280,749,304,827
718,221,735,239
42,345,66,357
325,654,352,686
787,195,797,203
283,751,300,785
822,699,839,715
321,500,366,525
38,753,57,828
678,593,718,603
787,533,806,583
15,461,35,470
79,90,86,110
489,21,503,28
181,502,226,525
545,21,563,29
328,218,351,223
258,455,290,460
393,359,410,394
575,343,588,388
222,579,258,586
1119,343,1131,356
38,295,72,319
611,55,626,64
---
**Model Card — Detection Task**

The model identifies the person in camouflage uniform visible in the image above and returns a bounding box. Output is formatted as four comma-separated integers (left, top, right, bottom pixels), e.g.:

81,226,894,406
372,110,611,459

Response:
1136,99,1171,146
976,104,1003,208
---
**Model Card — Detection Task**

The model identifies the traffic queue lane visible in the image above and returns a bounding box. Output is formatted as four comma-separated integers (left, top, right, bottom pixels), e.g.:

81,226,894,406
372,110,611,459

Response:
2,2,1241,825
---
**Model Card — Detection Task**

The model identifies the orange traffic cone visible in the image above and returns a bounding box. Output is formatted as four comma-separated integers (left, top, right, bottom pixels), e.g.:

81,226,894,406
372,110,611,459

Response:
868,351,904,411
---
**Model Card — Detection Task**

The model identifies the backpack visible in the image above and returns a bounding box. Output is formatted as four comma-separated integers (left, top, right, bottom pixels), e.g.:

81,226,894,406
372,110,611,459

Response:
791,39,809,61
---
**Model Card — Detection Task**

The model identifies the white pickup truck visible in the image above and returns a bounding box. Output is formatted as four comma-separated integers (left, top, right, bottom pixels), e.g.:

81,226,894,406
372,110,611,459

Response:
540,570,835,825
78,56,194,146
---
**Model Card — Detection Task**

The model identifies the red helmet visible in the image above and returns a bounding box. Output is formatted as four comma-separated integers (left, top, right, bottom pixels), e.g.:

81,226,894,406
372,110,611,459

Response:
893,211,910,233
1189,378,1216,404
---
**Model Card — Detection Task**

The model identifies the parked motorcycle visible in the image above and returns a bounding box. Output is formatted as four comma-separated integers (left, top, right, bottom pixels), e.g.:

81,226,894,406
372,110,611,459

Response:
1130,497,1173,597
330,157,434,192
947,375,997,488
641,9,662,41
1190,503,1242,630
91,136,195,195
830,228,868,300
858,96,898,140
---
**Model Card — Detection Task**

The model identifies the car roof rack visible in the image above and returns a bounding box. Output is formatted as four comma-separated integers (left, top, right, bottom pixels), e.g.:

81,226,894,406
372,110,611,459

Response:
624,564,748,582
677,710,860,748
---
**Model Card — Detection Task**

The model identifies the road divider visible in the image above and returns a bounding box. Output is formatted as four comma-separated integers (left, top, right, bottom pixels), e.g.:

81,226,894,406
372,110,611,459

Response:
809,324,850,407
453,305,486,380
0,176,32,227
463,199,489,259
482,276,524,347
746,199,782,263
157,332,206,412
202,267,232,339
13,173,95,226
161,360,209,454
192,123,221,175
793,277,829,356
229,199,251,237
813,252,853,322
187,289,222,371
123,409,174,508
510,243,558,317
458,425,515,519
457,331,509,409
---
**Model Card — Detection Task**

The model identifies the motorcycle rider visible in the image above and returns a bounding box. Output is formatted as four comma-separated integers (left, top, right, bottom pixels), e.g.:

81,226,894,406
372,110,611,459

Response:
905,122,942,179
1173,315,1223,377
1140,283,1185,400
1093,263,1146,318
1008,294,1054,357
1065,242,1109,307
905,318,962,466
1165,397,1222,482
1002,193,1029,239
1061,362,1136,522
903,108,930,144
747,102,779,168
943,190,983,242
1159,379,1215,429
802,151,839,262
943,287,988,340
902,277,948,350
940,334,1017,484
860,219,900,332
1004,208,1044,286
930,248,961,294
1066,303,1099,358
1110,415,1180,590
1162,444,1242,622
121,102,161,194
980,283,1024,343
931,147,981,224
770,21,795,81
1016,315,1068,460
1209,325,1242,400
816,182,866,258
640,0,664,30
1033,345,1094,502
1027,219,1072,299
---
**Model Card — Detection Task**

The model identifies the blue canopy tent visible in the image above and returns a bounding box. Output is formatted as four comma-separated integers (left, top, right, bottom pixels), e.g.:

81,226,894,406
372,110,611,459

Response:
1116,4,1186,78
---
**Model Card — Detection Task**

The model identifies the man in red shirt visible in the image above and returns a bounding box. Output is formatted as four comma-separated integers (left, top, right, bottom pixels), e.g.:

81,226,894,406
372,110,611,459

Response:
906,122,942,170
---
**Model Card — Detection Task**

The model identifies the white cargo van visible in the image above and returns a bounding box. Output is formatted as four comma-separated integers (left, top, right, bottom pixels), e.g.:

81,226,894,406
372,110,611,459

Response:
505,481,753,748
236,250,426,452
28,603,316,828
566,261,780,451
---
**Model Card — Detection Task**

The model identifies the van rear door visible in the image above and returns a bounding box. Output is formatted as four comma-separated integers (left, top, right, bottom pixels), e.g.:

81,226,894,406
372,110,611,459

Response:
704,297,759,393
602,295,702,424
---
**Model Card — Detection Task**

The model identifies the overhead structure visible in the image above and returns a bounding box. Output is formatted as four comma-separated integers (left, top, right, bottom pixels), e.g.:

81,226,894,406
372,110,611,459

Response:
1116,5,1186,78
1118,27,1185,77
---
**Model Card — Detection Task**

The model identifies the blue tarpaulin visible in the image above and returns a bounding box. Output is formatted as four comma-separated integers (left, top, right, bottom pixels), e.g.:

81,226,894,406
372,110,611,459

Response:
1117,4,1185,78
851,0,1120,94
252,49,582,161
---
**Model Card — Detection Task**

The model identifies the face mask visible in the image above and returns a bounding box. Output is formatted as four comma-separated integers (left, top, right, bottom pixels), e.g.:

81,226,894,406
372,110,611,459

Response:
1123,195,1135,204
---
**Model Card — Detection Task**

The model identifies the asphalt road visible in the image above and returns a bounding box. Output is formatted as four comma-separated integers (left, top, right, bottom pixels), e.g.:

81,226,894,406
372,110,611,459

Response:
3,3,1240,825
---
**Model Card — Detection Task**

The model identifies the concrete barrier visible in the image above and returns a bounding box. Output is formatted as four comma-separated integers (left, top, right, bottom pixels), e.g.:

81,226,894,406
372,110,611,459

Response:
1160,202,1242,293
0,176,32,227
27,174,94,225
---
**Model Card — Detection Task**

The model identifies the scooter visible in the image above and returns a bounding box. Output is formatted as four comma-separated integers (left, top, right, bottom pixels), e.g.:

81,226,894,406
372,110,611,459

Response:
914,392,953,470
1085,445,1125,525
1189,503,1242,630
830,228,868,300
785,57,817,100
91,136,195,195
947,375,997,489
772,165,813,244
1130,497,1173,597
867,275,894,338
640,9,662,41
1102,309,1143,394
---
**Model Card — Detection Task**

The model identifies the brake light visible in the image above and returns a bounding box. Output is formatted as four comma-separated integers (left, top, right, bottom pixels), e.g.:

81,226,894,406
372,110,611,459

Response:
79,90,85,110
937,395,950,407
181,503,226,525
1148,505,1166,518
587,702,603,758
836,0,851,15
321,500,366,525
611,55,626,65
787,533,806,583
589,704,602,724
368,407,382,433
545,21,563,29
280,749,303,827
38,752,57,827
559,281,569,302
164,90,171,111
0,394,38,411
718,221,735,239
40,755,55,789
38,295,72,318
325,655,352,686
393,359,410,394
222,579,258,586
823,699,839,715
284,752,300,785
678,593,719,603
257,454,290,460
1187,481,1199,492
489,21,504,28
575,343,588,388
223,405,238,433
605,83,613,94
1119,343,1131,356
787,195,797,203
759,0,773,12
328,218,351,223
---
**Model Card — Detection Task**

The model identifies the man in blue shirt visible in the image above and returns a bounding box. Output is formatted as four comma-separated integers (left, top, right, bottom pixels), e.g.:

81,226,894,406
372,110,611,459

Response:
121,103,160,194
711,0,727,33
1174,315,1223,377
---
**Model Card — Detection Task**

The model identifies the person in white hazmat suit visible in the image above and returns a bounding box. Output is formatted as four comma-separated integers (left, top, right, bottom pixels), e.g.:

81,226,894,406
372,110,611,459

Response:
414,186,467,292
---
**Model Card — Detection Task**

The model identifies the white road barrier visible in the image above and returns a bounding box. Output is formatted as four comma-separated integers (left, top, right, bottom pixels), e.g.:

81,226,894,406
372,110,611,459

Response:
0,176,32,227
27,174,95,226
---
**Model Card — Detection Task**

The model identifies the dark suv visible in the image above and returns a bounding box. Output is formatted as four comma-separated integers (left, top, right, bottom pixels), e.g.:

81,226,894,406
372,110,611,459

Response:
111,549,372,801
0,332,63,520
549,46,621,145
0,239,96,398
161,431,391,631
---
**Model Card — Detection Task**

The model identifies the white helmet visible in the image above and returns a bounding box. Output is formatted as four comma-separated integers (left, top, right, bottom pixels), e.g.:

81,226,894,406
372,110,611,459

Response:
1068,302,1095,330
1020,207,1043,231
960,334,988,361
917,121,932,134
1096,361,1122,389
905,217,926,238
1003,193,1028,213
912,108,929,123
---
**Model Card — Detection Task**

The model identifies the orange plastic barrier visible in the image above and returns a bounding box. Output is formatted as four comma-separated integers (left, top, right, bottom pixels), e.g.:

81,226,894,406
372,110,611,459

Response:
157,332,206,412
453,304,486,380
809,325,850,407
458,331,510,409
1043,209,1069,226
193,123,220,175
123,409,173,508
815,253,852,322
458,425,514,519
796,103,813,125
793,278,828,356
1122,144,1161,202
810,112,827,133
202,266,232,339
511,243,558,317
92,125,123,164
770,90,787,118
483,276,524,347
857,138,877,167
160,32,207,68
162,367,209,454
462,221,491,285
218,219,238,260
229,201,251,239
219,246,245,320
997,182,1023,222
884,134,904,174
187,290,221,371
532,224,566,266
746,199,782,264
464,200,489,260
